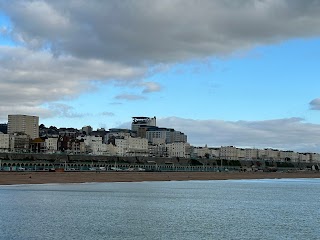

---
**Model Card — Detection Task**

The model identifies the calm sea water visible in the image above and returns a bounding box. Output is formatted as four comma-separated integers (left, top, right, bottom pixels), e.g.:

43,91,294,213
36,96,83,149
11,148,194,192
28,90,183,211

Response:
0,179,319,240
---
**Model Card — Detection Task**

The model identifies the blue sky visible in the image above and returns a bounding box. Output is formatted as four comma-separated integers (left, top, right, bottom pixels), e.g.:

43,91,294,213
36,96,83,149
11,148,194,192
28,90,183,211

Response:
1,1,320,152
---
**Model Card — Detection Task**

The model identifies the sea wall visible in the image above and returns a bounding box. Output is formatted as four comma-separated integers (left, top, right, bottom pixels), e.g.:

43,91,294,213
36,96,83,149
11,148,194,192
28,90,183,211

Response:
0,152,314,170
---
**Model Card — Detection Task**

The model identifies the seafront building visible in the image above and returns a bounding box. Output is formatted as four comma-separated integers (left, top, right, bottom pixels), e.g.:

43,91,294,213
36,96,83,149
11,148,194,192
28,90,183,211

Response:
0,115,320,163
0,133,10,151
8,114,39,139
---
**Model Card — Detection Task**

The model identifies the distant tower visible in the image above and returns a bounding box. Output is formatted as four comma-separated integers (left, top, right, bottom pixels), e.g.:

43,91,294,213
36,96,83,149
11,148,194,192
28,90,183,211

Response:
8,114,39,139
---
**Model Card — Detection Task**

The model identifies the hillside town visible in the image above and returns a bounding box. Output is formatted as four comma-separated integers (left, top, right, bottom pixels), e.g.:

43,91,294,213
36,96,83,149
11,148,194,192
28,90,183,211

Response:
0,114,320,163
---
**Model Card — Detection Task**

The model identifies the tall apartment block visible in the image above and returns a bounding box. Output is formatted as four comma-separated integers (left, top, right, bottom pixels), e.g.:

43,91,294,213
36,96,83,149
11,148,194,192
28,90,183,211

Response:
8,114,39,139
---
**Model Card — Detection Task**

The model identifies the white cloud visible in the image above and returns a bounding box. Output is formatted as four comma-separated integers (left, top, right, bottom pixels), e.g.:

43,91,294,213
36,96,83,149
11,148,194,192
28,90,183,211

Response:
1,0,320,124
157,117,320,152
310,98,320,110
141,82,162,93
3,0,320,64
0,46,144,120
115,94,146,101
101,112,115,116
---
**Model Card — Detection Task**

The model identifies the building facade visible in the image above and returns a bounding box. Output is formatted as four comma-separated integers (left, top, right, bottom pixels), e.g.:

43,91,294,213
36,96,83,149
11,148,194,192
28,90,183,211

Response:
8,115,39,139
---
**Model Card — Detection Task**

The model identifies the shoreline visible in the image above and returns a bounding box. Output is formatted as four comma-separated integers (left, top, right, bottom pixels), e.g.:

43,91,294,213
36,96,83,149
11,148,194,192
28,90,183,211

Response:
1,171,320,185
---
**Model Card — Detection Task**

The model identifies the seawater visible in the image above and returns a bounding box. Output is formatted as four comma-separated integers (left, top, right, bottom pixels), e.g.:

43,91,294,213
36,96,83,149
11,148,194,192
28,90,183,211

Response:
0,179,320,240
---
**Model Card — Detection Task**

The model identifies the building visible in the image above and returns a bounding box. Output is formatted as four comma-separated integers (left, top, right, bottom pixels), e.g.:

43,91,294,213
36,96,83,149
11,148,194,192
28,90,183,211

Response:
166,142,189,158
8,114,39,139
114,136,148,157
131,116,157,133
146,127,187,144
0,123,7,134
30,138,46,153
105,128,133,143
81,126,93,135
0,133,10,152
45,137,58,153
126,137,148,156
10,133,30,152
220,146,238,160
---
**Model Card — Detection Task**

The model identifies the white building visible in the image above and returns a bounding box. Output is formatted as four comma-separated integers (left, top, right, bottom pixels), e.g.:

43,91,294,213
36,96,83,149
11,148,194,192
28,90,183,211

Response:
45,138,58,153
220,146,238,160
237,148,246,161
258,148,280,161
244,148,259,160
8,114,39,139
166,142,189,158
0,133,10,152
209,148,220,158
77,136,107,155
279,151,299,162
114,136,148,157
115,138,128,156
309,153,320,163
127,137,148,156
192,146,209,158
298,153,311,163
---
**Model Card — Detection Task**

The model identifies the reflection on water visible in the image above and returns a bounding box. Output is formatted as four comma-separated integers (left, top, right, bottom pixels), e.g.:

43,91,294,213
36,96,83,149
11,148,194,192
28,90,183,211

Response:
0,179,319,240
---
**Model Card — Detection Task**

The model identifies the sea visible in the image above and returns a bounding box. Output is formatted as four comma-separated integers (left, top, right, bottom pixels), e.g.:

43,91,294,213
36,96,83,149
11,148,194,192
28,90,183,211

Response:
0,178,319,240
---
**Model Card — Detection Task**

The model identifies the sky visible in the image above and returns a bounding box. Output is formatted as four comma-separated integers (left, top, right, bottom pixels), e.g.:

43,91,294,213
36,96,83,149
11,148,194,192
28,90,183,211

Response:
1,0,320,152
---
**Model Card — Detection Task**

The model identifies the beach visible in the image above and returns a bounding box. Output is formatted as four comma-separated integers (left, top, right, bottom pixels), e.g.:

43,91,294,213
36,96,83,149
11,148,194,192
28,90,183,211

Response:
0,171,320,185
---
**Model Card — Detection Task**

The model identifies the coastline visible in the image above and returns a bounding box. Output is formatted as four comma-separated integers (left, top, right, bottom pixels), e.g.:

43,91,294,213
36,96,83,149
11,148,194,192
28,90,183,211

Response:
1,171,320,185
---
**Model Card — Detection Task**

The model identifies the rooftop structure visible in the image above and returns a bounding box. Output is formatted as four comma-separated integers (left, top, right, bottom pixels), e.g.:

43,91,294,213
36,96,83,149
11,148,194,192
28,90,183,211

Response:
131,116,157,132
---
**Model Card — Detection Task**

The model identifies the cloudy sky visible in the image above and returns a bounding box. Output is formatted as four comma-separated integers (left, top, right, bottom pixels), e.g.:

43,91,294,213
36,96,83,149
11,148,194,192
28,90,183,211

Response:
1,0,320,152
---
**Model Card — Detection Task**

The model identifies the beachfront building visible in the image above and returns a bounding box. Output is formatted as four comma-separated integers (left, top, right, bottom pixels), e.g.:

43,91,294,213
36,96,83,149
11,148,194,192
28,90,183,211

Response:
165,142,189,158
126,137,148,156
77,136,107,155
149,143,168,157
279,151,299,162
209,148,220,158
45,137,58,153
69,139,86,154
219,146,238,160
105,143,117,156
0,133,10,152
115,138,128,156
10,133,30,152
191,145,210,158
30,138,46,153
244,148,259,161
237,148,246,161
309,153,320,163
258,148,280,161
298,153,311,163
8,114,39,139
115,136,148,157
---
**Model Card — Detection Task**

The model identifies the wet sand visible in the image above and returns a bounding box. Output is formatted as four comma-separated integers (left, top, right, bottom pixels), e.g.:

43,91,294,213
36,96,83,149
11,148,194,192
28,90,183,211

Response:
0,171,320,185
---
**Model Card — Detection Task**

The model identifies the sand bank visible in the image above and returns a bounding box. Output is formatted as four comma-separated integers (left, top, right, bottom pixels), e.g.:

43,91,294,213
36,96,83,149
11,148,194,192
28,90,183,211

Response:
0,171,320,185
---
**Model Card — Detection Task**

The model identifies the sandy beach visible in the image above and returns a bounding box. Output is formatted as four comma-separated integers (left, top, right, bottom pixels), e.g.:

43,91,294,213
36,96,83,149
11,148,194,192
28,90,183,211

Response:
0,171,319,185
